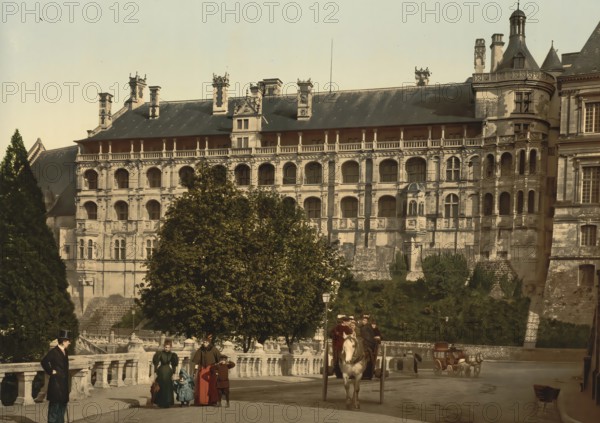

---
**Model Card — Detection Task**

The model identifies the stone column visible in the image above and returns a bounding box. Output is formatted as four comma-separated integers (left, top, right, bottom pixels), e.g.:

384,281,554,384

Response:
15,371,38,406
95,361,111,388
111,360,126,387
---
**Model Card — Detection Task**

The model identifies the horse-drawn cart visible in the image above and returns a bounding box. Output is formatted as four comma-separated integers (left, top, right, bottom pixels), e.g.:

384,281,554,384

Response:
432,341,483,377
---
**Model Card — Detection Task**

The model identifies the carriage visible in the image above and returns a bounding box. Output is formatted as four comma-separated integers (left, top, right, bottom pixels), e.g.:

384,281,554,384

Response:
432,341,483,377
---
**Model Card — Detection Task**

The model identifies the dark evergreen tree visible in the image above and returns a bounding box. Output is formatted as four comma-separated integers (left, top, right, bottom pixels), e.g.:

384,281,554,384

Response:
0,130,78,362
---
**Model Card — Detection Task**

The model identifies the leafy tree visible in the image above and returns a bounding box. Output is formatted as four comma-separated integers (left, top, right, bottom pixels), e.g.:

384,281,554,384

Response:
0,130,78,362
138,164,348,351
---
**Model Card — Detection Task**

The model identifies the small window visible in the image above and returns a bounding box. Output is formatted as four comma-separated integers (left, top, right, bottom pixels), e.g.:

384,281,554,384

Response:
237,119,242,130
305,162,323,184
445,194,459,218
115,169,129,189
235,165,251,186
581,225,597,247
517,191,524,214
582,167,600,203
114,239,126,261
341,197,359,218
529,150,537,174
342,161,359,183
483,193,494,216
408,200,418,216
485,155,495,178
513,53,525,69
584,102,600,133
304,197,321,218
146,239,156,258
244,119,249,130
87,240,94,259
527,190,536,213
79,239,84,259
84,201,98,220
499,192,511,215
515,92,532,113
446,157,460,181
258,164,275,185
378,196,396,218
283,163,297,185
379,159,398,182
579,264,595,287
146,200,161,220
518,150,526,175
406,158,426,182
84,170,98,190
147,168,162,188
115,201,129,221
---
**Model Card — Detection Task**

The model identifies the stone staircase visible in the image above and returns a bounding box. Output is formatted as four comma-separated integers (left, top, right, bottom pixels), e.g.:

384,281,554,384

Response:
78,295,136,335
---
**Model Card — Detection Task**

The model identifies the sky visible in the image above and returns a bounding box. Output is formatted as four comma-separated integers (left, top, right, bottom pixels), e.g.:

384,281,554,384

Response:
1,0,598,157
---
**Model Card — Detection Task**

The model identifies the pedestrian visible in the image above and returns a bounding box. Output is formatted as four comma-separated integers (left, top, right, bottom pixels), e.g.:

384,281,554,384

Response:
173,368,194,407
412,351,422,377
371,319,383,361
329,315,352,378
40,329,71,423
151,339,179,408
359,314,377,380
192,334,221,406
211,355,236,407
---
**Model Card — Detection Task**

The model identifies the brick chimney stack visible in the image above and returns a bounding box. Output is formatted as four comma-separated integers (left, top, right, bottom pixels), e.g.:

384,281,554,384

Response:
490,34,505,72
149,86,161,119
297,79,313,120
125,72,147,110
98,93,113,129
474,39,486,73
212,73,229,115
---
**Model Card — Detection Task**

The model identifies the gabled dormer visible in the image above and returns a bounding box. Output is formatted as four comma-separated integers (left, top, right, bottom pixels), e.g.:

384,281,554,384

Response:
231,84,263,148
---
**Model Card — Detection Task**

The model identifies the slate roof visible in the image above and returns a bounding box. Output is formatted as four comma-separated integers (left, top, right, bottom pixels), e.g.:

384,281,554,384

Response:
80,83,480,142
496,37,540,72
31,145,78,217
541,44,563,72
563,20,600,76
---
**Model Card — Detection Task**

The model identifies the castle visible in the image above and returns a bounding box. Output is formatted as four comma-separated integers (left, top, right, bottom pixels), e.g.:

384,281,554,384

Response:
30,10,600,333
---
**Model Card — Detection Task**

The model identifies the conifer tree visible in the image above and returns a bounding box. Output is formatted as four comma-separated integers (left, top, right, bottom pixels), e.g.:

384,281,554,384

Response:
0,130,78,362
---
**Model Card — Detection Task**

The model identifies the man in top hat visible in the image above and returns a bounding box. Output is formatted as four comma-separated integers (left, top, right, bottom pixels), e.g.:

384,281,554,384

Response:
329,316,352,378
41,329,71,423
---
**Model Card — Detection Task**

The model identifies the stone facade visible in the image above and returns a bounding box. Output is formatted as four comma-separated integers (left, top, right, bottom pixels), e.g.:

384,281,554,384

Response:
29,13,600,330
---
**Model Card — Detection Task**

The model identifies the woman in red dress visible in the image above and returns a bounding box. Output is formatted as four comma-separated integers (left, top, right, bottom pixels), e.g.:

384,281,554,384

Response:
192,335,221,405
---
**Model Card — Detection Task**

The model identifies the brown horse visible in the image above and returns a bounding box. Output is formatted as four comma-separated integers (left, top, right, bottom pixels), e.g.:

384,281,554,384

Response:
339,335,366,409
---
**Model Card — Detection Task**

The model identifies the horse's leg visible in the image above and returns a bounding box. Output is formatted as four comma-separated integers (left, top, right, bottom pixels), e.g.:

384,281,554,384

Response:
354,374,362,409
342,374,351,408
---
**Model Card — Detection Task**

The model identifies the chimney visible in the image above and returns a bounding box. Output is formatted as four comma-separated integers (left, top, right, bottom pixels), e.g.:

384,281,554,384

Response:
297,79,313,120
415,67,431,86
249,83,263,113
490,34,505,72
125,72,147,110
149,86,161,119
212,73,229,115
474,39,486,73
259,78,283,96
99,93,113,129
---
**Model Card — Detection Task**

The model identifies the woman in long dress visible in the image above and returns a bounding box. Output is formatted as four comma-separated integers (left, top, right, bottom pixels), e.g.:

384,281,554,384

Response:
192,335,221,405
152,339,179,408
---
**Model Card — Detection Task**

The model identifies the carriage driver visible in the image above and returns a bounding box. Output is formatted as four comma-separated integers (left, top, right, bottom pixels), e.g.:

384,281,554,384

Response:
329,315,353,378
359,314,377,380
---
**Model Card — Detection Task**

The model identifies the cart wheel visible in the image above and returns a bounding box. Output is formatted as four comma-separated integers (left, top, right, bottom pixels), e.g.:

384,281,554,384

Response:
433,359,442,375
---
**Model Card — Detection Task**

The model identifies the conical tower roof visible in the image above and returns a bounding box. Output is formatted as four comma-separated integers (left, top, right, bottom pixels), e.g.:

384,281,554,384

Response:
541,43,563,72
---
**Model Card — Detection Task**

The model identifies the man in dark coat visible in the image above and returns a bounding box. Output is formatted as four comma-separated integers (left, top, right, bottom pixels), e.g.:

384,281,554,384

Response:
359,315,377,380
41,330,71,423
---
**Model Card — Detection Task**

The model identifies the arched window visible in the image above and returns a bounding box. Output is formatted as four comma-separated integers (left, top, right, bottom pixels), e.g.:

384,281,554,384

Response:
258,163,275,185
485,154,495,178
341,197,359,218
528,190,536,213
517,191,524,214
418,202,425,216
379,159,398,182
483,193,494,216
114,201,128,221
114,239,126,260
529,150,537,174
84,169,98,190
146,239,156,258
283,163,297,185
408,200,418,216
500,153,513,177
305,162,322,184
179,166,195,187
445,194,459,218
283,197,296,209
147,167,162,188
406,157,426,182
146,200,161,220
79,239,84,259
518,150,526,175
499,192,511,215
378,196,396,218
446,157,460,181
87,240,94,259
468,156,480,181
212,165,228,184
304,197,321,218
84,201,97,220
581,225,597,247
235,164,251,186
342,161,359,183
114,169,129,189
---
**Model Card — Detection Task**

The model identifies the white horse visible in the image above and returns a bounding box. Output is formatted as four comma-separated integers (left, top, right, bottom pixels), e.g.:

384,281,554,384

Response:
339,334,366,409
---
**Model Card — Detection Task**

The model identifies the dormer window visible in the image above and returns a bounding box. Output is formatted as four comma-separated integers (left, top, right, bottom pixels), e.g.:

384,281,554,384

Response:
515,92,532,113
513,53,525,69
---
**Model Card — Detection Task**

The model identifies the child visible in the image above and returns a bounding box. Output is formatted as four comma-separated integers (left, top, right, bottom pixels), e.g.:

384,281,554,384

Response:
211,355,236,407
173,368,194,407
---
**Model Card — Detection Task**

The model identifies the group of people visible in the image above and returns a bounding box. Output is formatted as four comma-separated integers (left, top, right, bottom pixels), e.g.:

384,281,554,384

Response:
151,334,236,409
329,314,382,379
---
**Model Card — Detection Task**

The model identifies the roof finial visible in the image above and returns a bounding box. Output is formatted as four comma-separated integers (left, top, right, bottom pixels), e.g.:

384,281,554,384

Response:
551,40,554,48
517,1,520,10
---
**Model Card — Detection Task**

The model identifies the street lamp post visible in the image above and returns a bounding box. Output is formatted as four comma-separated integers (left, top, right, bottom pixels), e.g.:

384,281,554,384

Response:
132,309,135,334
322,292,331,401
